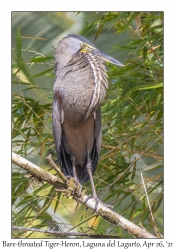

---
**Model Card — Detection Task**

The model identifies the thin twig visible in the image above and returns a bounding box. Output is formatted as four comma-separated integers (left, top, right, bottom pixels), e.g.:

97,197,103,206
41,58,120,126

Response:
140,172,162,238
140,172,154,222
46,154,67,182
68,214,97,232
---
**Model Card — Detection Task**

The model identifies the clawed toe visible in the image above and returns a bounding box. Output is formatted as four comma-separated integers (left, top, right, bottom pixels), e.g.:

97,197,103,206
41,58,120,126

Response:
66,177,82,197
72,181,82,197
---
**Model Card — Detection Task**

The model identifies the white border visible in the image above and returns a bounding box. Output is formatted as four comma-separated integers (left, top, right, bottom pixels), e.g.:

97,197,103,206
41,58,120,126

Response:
1,1,174,248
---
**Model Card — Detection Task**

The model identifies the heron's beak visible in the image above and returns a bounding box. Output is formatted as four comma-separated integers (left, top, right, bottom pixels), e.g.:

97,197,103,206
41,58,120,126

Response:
80,42,124,66
93,49,124,67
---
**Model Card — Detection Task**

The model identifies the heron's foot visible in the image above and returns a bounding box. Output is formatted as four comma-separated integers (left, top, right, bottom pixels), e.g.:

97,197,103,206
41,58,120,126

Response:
66,177,82,197
72,180,82,197
85,194,113,213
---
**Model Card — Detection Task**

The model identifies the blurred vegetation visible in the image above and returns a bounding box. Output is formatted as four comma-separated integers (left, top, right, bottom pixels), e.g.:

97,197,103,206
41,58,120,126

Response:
12,12,163,238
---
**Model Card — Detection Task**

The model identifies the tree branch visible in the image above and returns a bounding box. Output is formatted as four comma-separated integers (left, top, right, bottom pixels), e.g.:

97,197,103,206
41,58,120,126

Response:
12,225,120,238
12,152,157,239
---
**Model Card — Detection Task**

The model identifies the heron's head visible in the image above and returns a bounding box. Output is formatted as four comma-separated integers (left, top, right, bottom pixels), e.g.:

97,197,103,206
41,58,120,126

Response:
54,34,124,70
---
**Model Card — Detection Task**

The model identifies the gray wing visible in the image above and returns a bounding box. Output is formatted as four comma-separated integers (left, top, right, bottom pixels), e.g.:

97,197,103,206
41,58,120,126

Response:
91,106,102,173
94,106,102,155
52,94,73,177
52,94,62,164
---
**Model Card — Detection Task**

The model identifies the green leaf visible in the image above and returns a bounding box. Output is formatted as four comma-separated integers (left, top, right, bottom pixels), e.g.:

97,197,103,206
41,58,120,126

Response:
32,67,54,78
143,45,148,62
30,56,54,63
16,26,22,61
139,83,163,90
18,59,36,86
54,193,62,214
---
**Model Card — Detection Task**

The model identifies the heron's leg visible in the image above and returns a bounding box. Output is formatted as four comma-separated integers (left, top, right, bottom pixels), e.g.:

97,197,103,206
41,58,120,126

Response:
86,154,97,198
85,151,113,212
70,154,82,197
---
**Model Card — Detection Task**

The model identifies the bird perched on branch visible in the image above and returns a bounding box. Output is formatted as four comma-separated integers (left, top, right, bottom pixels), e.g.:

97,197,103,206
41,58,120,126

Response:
53,34,123,210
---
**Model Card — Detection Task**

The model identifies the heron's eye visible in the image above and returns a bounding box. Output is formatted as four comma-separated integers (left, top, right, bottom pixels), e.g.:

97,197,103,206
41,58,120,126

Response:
80,42,95,53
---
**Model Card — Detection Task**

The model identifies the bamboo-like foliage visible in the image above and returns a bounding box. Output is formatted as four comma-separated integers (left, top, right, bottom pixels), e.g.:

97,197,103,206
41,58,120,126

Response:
12,12,163,238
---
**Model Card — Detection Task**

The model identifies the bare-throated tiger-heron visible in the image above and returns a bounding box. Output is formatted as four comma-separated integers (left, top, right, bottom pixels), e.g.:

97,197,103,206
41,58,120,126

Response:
53,34,123,209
